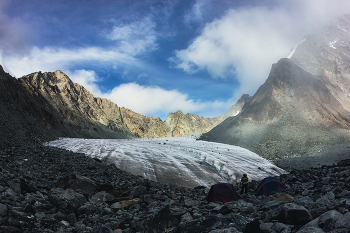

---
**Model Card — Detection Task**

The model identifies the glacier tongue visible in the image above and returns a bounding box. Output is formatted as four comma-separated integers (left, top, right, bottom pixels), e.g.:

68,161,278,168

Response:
45,136,286,188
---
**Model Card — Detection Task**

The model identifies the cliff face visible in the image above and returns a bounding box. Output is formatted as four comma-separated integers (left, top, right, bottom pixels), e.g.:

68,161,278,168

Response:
19,71,136,139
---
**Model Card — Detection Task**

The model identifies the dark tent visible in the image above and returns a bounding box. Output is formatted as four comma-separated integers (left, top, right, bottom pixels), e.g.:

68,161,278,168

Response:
206,183,242,203
255,177,286,196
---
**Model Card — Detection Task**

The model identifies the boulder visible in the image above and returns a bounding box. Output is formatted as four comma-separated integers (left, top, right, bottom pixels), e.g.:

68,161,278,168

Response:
318,210,343,232
91,191,115,203
0,203,8,216
49,188,86,212
335,212,350,229
181,212,193,222
144,205,178,233
243,219,262,233
280,203,313,225
68,174,98,196
133,185,147,198
296,227,325,233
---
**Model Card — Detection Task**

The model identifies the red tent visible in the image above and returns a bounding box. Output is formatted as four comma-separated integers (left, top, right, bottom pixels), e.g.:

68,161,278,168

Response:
206,183,242,203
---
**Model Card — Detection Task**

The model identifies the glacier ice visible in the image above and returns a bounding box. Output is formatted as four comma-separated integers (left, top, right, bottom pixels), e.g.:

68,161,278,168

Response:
45,136,286,188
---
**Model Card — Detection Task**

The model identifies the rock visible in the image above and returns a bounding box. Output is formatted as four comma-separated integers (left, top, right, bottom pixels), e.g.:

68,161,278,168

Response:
209,227,241,233
280,203,313,225
184,198,197,207
0,226,22,233
243,219,262,233
315,192,336,210
67,213,77,225
181,212,193,222
294,196,315,209
261,201,284,210
77,203,100,216
91,191,115,203
272,192,294,203
92,224,114,233
174,215,222,233
335,212,350,229
144,205,178,233
296,227,325,233
133,185,147,198
318,210,343,232
110,198,140,209
0,203,8,216
68,174,98,196
49,188,86,212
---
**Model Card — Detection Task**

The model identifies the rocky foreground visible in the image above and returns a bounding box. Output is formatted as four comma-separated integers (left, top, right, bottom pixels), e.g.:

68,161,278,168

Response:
1,145,350,233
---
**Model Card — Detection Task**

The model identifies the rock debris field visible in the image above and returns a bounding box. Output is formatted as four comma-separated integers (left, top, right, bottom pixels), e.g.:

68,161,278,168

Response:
1,144,350,233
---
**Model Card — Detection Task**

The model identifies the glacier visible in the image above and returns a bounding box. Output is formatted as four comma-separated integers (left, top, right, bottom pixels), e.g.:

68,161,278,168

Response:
45,136,286,188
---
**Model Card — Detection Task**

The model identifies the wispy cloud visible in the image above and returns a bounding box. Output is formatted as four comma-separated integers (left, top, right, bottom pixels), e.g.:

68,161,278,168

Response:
2,46,135,78
171,0,350,99
107,17,158,55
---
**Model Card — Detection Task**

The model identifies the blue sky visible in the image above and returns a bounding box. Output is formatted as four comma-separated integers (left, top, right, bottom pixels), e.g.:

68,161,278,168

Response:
0,0,349,120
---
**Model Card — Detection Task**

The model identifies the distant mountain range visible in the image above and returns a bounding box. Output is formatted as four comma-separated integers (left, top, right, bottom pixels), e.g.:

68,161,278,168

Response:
200,15,350,160
0,65,250,149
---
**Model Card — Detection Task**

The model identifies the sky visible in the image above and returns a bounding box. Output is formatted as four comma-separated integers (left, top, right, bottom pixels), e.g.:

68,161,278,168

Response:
46,136,285,188
0,0,350,120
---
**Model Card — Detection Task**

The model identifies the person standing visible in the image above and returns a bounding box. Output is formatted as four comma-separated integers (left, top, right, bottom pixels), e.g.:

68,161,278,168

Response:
240,174,248,194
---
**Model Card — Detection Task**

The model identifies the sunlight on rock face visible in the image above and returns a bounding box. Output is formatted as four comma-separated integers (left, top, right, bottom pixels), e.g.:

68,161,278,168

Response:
46,136,286,188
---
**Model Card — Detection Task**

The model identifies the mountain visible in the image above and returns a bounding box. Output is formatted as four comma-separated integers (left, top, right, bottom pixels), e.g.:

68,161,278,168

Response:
0,66,250,148
200,15,350,160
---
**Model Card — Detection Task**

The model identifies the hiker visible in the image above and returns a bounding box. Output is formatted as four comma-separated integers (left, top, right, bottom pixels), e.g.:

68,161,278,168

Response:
240,174,248,194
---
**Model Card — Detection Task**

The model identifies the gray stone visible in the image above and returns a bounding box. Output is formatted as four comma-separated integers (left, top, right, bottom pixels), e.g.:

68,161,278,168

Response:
10,183,21,195
144,205,178,232
181,212,193,222
67,213,77,225
91,191,115,202
184,198,197,207
318,210,343,231
316,192,336,210
0,203,8,216
49,188,86,212
209,227,241,233
35,212,46,221
335,212,350,229
280,203,313,225
133,185,147,198
68,174,98,196
296,227,325,233
294,196,315,209
260,222,273,233
261,201,284,210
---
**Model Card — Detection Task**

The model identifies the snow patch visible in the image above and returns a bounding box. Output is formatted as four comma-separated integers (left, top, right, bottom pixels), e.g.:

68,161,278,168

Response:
287,36,307,59
329,37,338,49
337,24,348,32
45,136,286,188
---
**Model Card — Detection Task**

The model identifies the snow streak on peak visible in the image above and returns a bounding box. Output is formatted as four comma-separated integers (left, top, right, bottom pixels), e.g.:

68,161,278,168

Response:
46,136,286,188
287,36,307,59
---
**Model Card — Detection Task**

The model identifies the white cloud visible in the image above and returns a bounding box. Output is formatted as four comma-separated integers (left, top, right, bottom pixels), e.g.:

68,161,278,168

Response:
103,83,231,117
61,70,231,119
107,17,158,55
171,0,350,99
2,46,137,78
184,0,205,25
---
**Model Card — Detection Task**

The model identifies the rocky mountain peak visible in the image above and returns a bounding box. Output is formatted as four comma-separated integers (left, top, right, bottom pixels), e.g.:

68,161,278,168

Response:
201,16,350,160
